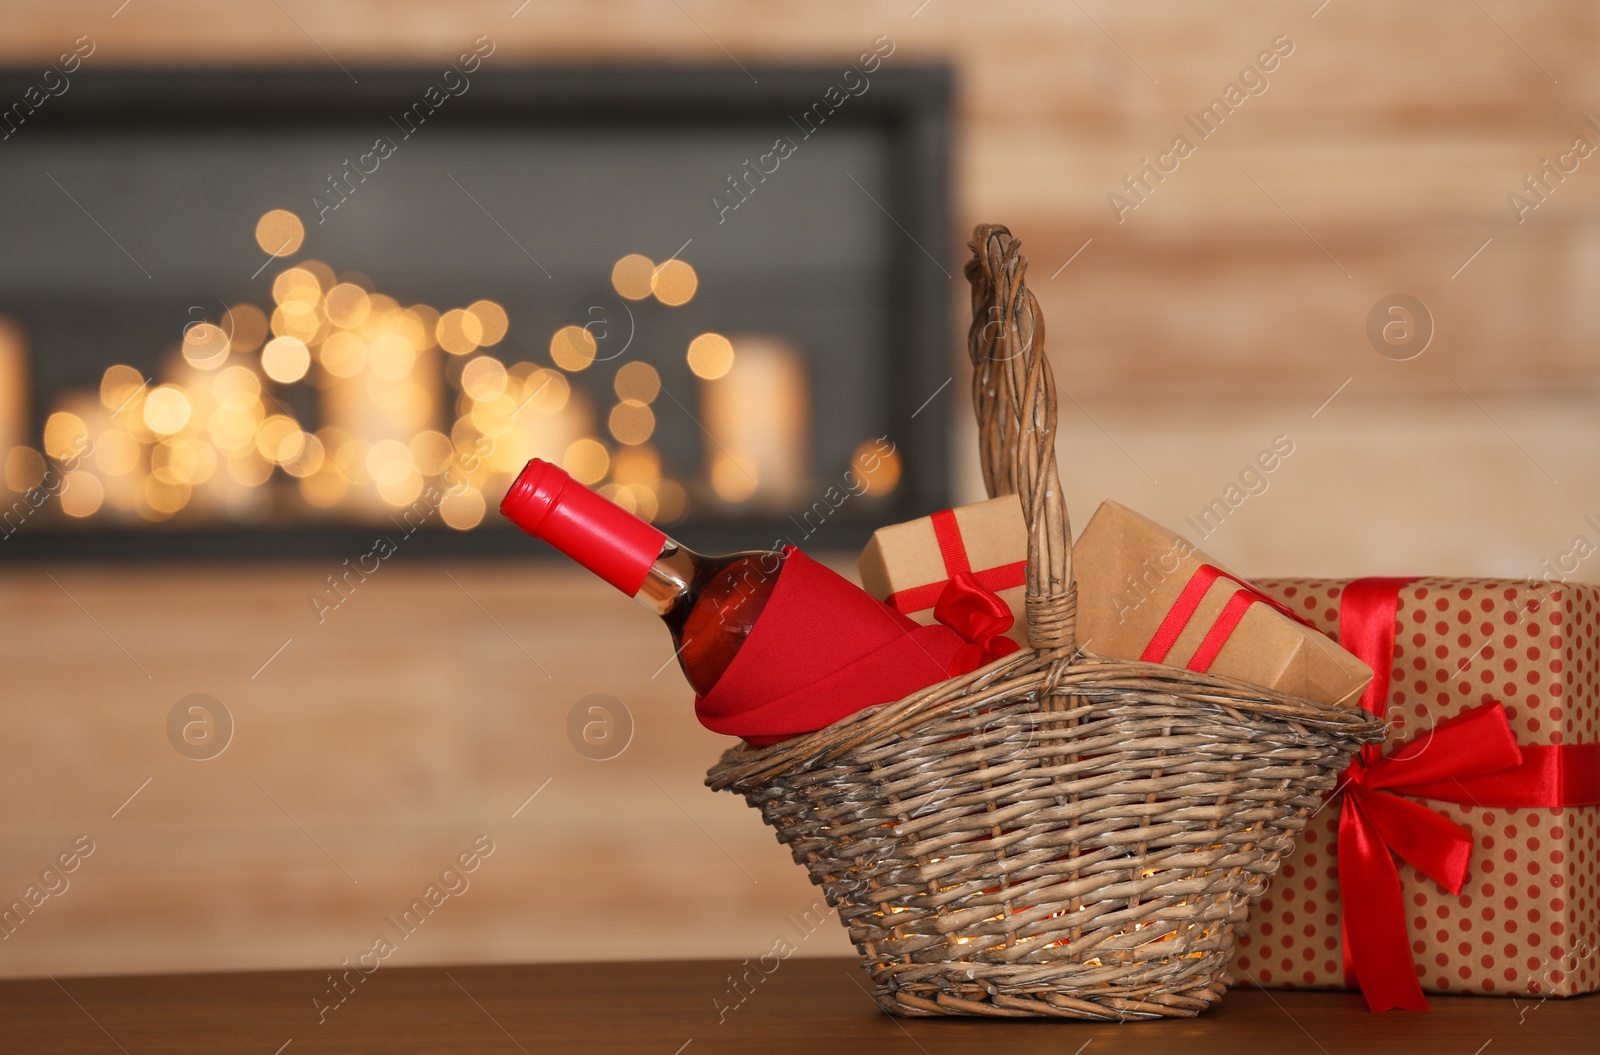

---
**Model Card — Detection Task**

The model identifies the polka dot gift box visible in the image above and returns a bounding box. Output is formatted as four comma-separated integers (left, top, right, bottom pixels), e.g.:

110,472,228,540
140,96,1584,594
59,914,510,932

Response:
1229,578,1600,1012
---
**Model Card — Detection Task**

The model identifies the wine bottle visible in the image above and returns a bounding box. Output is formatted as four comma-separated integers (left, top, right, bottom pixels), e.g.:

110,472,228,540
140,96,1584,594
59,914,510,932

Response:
500,458,784,696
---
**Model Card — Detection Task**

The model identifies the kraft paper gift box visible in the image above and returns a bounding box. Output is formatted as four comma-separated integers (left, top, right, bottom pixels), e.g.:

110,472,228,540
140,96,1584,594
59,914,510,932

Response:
858,495,1029,648
1070,500,1373,709
1230,576,1600,1011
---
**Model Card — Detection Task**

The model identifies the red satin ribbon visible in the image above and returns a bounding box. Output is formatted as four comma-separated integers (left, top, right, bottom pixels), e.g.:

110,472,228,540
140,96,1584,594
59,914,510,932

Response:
885,508,1027,615
879,506,1023,670
933,571,1021,673
1329,577,1600,1013
1141,564,1309,671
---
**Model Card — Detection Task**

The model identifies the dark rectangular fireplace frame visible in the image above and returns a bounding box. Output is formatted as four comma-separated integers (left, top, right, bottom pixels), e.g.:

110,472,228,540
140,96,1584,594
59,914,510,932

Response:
0,63,952,562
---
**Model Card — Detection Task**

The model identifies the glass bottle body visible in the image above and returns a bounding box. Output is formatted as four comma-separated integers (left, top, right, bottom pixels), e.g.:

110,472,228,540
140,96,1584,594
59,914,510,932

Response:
638,543,784,696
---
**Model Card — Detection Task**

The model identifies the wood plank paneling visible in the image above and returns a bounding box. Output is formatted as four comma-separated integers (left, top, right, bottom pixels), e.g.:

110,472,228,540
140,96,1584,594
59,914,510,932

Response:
0,560,846,977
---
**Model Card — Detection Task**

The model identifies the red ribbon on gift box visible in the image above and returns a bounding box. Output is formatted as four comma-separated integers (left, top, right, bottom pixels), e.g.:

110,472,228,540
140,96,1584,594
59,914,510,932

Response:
882,507,1023,672
885,508,1028,616
1141,563,1313,671
1328,577,1600,1013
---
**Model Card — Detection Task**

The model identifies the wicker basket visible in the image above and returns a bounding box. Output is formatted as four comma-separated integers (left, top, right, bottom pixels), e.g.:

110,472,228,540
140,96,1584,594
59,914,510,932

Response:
707,224,1384,1020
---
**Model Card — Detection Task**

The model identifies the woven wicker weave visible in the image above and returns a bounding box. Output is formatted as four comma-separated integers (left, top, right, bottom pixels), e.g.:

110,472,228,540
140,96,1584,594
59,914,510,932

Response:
707,224,1384,1020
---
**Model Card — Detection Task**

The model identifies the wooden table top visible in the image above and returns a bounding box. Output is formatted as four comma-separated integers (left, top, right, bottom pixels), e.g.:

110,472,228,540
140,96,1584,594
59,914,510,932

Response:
3,958,1594,1054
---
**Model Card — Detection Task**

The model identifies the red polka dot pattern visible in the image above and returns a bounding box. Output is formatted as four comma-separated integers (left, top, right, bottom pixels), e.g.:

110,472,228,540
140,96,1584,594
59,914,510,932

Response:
1231,578,1600,998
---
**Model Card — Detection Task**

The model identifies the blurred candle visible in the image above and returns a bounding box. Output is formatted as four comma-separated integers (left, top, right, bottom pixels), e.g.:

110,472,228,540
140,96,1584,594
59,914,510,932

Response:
321,336,443,515
0,318,27,495
700,334,809,509
476,370,596,491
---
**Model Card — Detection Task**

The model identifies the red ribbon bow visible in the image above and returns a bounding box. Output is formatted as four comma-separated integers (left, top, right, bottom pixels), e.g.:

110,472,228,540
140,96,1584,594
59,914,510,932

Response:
881,506,1025,673
1329,578,1600,1012
933,571,1022,673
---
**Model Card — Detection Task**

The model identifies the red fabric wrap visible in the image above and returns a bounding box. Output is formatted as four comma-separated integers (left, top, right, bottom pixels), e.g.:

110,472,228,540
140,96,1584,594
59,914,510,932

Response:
1325,577,1600,1013
695,549,1016,744
884,508,1027,615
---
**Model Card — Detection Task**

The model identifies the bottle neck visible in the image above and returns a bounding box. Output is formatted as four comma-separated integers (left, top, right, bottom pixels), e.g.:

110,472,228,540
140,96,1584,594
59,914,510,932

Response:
635,539,695,616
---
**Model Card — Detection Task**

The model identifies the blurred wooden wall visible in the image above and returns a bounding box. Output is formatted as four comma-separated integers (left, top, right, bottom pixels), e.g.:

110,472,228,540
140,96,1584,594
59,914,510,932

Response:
1,1,1596,979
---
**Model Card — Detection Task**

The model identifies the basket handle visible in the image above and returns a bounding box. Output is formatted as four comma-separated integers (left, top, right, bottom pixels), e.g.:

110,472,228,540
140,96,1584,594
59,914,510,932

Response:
964,225,1075,654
